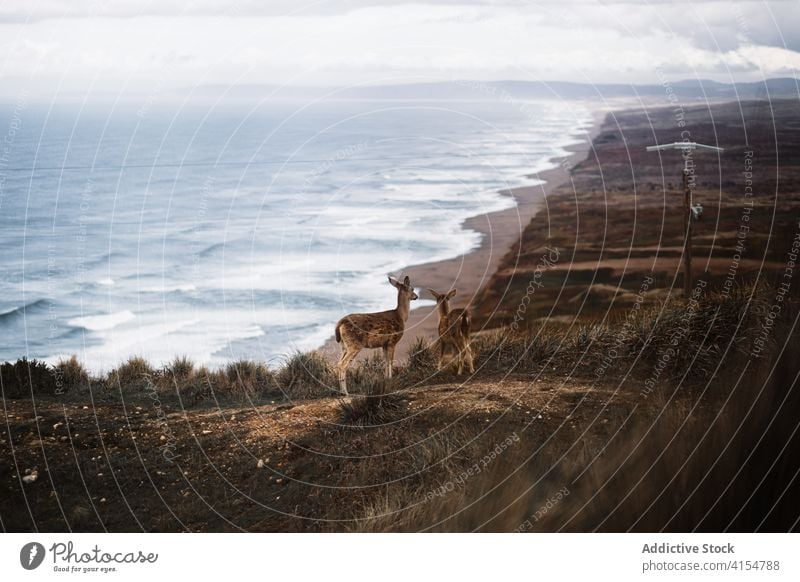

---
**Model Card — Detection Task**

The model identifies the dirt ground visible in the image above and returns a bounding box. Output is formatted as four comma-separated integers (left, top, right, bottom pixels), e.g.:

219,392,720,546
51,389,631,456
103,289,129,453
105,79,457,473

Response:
1,371,637,532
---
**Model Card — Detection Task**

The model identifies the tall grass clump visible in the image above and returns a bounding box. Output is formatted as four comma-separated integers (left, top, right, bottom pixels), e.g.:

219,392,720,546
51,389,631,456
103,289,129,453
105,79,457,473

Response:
223,360,276,402
276,351,335,400
107,356,155,391
397,337,439,386
165,355,194,383
346,353,391,394
471,327,561,374
338,375,407,427
0,358,57,398
54,355,91,393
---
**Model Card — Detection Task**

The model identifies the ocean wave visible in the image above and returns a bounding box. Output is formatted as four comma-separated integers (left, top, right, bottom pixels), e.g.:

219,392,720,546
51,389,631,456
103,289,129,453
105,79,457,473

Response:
198,241,227,258
0,298,50,324
68,310,135,331
140,283,197,293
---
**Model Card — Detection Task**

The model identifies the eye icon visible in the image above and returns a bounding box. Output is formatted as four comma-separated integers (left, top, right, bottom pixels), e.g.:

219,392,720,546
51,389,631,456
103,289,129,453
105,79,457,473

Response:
20,542,46,570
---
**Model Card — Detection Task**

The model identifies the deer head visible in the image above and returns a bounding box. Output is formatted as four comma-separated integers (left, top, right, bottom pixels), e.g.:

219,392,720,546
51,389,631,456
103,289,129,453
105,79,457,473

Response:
427,288,456,315
389,275,418,302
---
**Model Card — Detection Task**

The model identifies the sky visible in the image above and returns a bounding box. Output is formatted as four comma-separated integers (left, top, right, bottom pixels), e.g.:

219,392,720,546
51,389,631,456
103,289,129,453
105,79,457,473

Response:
0,0,798,100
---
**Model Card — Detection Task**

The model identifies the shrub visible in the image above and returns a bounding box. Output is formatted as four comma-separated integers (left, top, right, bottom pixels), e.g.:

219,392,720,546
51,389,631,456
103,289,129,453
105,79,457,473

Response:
347,353,391,394
107,356,155,390
165,355,194,383
276,351,336,400
398,336,439,386
0,358,57,398
224,360,276,402
54,355,90,393
339,376,407,427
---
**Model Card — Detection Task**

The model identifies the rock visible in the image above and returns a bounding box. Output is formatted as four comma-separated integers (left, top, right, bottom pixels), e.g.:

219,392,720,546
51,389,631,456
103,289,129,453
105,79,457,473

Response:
257,459,265,469
22,471,38,484
71,505,93,522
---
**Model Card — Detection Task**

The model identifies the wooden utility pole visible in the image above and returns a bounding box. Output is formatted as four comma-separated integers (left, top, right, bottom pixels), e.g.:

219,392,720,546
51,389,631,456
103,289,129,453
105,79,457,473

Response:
682,166,692,298
646,141,724,299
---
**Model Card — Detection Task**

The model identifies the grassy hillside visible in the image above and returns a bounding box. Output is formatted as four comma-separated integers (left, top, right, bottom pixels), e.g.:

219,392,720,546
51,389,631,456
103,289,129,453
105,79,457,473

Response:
473,99,800,329
2,280,798,531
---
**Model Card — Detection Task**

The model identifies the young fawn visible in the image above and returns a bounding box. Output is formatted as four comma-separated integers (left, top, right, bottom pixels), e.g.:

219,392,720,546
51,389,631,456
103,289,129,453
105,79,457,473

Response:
334,275,418,395
427,288,475,375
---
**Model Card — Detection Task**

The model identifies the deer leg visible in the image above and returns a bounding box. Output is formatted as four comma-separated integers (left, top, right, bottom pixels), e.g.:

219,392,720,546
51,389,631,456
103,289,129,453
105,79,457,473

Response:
438,339,450,371
465,342,475,374
337,346,359,395
456,339,465,375
384,345,396,379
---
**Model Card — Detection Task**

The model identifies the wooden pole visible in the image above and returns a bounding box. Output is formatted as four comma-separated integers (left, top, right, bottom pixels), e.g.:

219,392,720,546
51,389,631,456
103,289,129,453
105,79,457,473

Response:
683,167,693,298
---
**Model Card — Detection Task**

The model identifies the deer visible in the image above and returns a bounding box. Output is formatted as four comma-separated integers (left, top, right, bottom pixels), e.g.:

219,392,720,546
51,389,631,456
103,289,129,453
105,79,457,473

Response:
427,288,474,375
334,275,418,395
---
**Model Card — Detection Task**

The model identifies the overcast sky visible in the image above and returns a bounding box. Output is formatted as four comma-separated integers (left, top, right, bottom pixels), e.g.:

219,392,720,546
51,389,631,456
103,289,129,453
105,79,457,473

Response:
0,0,798,100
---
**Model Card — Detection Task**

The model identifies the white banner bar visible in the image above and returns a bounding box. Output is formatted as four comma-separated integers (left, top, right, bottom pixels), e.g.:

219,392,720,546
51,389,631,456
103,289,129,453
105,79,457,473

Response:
2,533,798,581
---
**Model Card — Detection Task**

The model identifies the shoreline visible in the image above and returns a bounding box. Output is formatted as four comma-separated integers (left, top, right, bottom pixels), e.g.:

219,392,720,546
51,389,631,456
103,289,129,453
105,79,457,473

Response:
319,107,608,362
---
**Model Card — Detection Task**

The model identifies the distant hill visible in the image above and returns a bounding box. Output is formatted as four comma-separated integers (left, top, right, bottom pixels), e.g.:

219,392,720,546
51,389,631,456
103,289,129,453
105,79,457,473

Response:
192,78,799,101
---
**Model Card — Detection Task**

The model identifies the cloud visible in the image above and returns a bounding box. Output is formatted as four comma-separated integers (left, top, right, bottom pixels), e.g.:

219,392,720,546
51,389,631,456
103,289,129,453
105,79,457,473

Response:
0,1,796,98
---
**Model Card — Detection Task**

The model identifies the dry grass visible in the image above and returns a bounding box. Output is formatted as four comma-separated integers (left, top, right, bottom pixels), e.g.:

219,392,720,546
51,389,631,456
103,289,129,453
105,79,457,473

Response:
54,355,91,392
166,355,194,383
276,351,336,400
0,357,56,398
343,283,800,532
108,356,155,390
338,376,408,427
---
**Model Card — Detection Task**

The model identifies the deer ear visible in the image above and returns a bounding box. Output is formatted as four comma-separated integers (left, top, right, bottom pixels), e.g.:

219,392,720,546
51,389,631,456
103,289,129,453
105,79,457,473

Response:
427,288,439,299
447,289,457,299
388,276,400,288
403,276,411,287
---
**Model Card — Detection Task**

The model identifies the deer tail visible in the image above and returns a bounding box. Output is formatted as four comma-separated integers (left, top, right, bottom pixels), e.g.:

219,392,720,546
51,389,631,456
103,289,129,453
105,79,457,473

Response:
460,311,471,337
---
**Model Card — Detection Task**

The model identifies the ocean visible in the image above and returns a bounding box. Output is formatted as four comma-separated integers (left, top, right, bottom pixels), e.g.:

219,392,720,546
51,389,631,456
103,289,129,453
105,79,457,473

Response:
0,98,591,372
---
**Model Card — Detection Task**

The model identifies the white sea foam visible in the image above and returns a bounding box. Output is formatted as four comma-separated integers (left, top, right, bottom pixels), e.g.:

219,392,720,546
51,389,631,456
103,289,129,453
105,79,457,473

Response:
68,310,135,331
140,283,197,293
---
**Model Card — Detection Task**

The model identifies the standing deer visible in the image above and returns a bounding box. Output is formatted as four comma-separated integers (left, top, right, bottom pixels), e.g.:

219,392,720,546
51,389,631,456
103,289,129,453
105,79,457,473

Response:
334,275,418,395
427,288,474,375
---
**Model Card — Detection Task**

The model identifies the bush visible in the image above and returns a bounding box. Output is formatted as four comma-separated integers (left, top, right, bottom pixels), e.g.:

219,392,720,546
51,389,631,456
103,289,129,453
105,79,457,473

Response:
398,336,439,386
347,354,390,394
224,360,276,402
107,356,155,390
472,329,564,374
54,355,90,393
339,376,407,427
276,351,336,400
165,356,194,383
0,358,57,398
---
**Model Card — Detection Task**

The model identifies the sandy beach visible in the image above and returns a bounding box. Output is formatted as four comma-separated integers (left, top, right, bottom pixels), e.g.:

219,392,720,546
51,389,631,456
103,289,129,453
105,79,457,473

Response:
320,108,608,362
